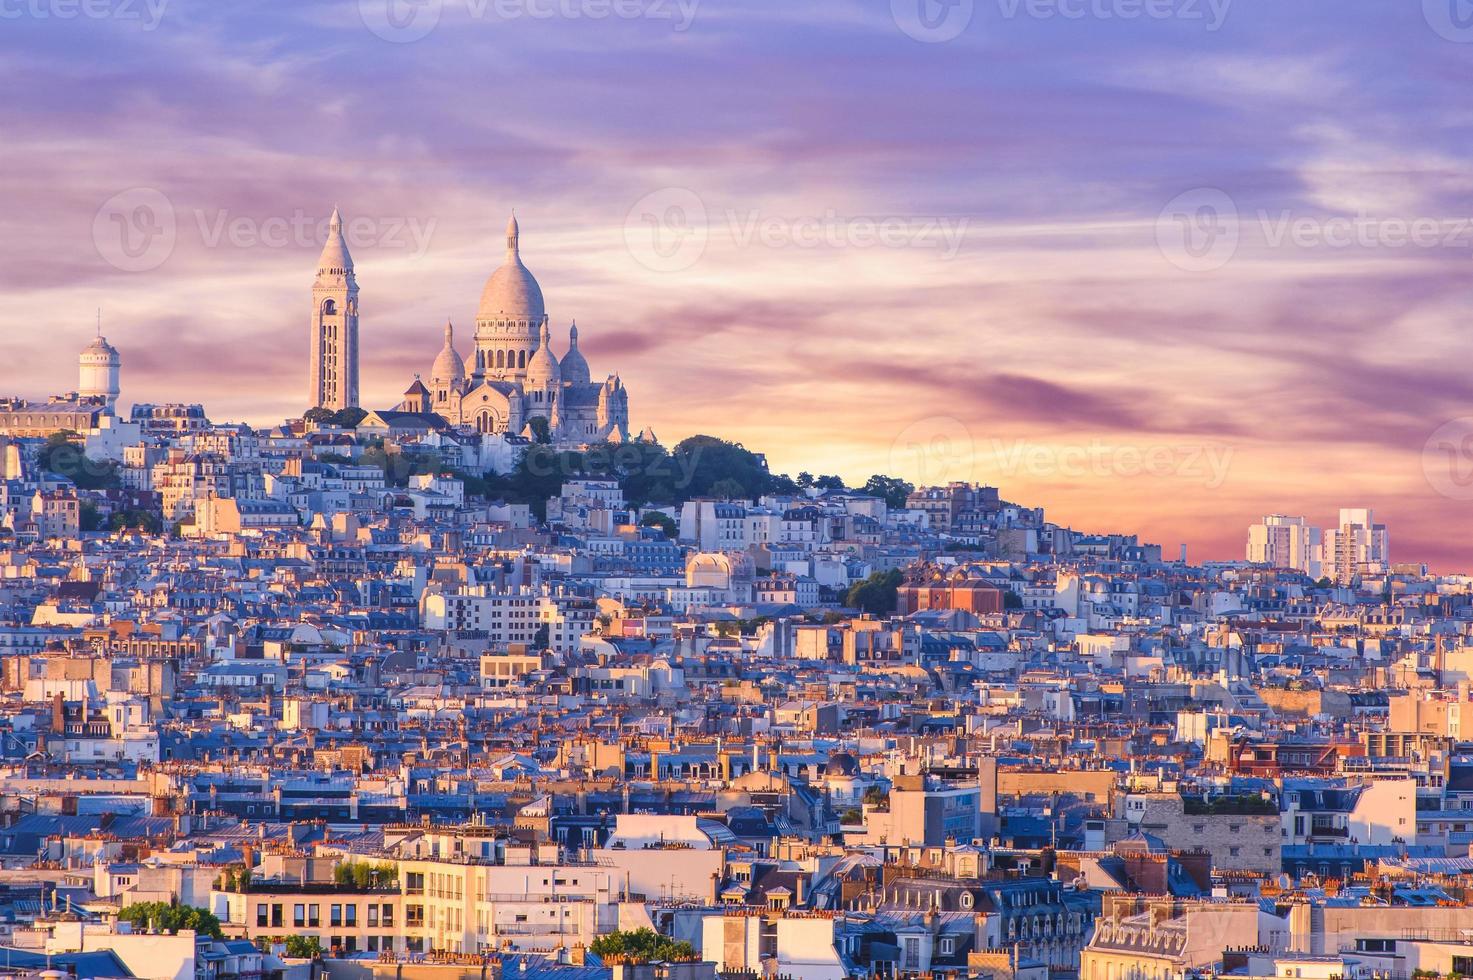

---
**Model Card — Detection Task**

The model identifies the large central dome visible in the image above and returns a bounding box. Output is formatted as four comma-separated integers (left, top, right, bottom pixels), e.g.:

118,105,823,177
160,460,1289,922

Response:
477,214,545,321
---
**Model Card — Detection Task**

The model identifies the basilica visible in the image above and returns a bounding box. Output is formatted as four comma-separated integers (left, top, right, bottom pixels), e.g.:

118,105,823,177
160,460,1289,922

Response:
402,215,632,445
310,207,635,447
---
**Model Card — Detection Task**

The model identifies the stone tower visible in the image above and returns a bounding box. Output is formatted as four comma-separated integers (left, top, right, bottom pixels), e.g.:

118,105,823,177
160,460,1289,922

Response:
309,207,360,410
78,326,121,413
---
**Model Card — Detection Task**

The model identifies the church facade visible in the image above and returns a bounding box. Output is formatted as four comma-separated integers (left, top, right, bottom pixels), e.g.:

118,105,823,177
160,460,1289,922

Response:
396,215,632,446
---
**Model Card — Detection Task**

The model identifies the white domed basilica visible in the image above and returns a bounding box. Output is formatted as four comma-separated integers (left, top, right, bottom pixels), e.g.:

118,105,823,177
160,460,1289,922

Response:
403,215,631,445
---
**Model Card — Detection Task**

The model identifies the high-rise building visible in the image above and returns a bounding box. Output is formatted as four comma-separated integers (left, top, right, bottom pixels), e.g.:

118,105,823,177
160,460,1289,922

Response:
1322,507,1389,583
308,207,359,411
1246,514,1321,576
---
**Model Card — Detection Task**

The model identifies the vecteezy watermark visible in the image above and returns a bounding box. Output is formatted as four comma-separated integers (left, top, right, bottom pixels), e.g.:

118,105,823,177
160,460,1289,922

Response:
1156,187,1240,272
623,187,709,274
191,209,436,258
1423,0,1473,42
726,210,968,257
1156,187,1473,272
520,441,707,489
93,192,436,272
889,417,978,485
624,188,970,272
1256,211,1473,250
358,0,698,43
995,0,1231,30
989,438,1235,488
93,187,177,273
0,0,168,29
1423,417,1473,501
890,0,1229,42
891,0,974,42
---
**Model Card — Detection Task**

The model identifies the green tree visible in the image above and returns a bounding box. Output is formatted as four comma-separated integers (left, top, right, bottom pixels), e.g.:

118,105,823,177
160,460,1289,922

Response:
1003,590,1023,610
708,477,748,501
304,407,367,428
814,474,846,490
262,935,324,959
861,474,914,509
845,569,903,616
589,928,697,963
640,512,677,539
38,432,119,490
766,472,802,495
80,503,101,532
672,435,772,500
527,415,552,444
117,901,223,940
362,442,441,488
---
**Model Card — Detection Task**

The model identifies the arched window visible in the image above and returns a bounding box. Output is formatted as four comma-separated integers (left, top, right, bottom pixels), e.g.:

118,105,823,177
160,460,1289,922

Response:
518,350,527,368
495,350,504,369
322,299,337,316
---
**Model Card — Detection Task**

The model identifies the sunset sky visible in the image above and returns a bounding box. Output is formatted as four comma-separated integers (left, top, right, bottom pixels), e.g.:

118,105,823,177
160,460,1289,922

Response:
4,0,1473,567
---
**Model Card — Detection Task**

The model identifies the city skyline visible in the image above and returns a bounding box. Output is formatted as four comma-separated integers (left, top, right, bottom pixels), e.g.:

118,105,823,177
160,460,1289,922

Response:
8,3,1473,976
4,1,1473,568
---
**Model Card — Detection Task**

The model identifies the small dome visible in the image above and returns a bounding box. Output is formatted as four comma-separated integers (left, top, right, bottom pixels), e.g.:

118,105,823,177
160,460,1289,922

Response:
81,335,119,358
525,323,560,388
477,213,545,320
430,321,465,384
558,322,591,386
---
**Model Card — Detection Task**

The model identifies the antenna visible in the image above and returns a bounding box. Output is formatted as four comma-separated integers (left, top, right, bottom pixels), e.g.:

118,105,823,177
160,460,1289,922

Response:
96,308,102,338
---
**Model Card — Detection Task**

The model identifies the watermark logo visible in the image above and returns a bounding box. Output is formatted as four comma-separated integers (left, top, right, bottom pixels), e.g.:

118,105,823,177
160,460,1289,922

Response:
1424,0,1473,42
93,187,177,273
996,0,1231,31
889,417,977,484
624,187,709,273
359,0,698,41
1156,187,1239,272
624,189,969,272
358,0,442,42
92,192,436,272
726,209,968,257
1155,186,1473,271
0,0,170,30
891,0,974,42
1423,417,1473,500
990,438,1234,488
192,209,436,258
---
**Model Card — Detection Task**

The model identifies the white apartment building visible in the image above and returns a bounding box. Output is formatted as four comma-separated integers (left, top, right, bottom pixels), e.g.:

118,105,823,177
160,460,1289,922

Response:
421,587,595,653
1247,514,1322,576
1322,508,1389,583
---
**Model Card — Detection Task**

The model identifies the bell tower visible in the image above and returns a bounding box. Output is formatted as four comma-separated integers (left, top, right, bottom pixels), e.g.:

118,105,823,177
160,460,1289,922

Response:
309,207,360,410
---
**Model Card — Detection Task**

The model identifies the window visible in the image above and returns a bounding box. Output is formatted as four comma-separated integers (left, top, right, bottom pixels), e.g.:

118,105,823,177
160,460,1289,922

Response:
940,937,956,956
368,906,379,927
331,905,342,928
308,904,320,928
345,905,357,927
1229,846,1241,857
256,905,268,928
294,905,305,928
271,904,283,928
382,905,395,928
